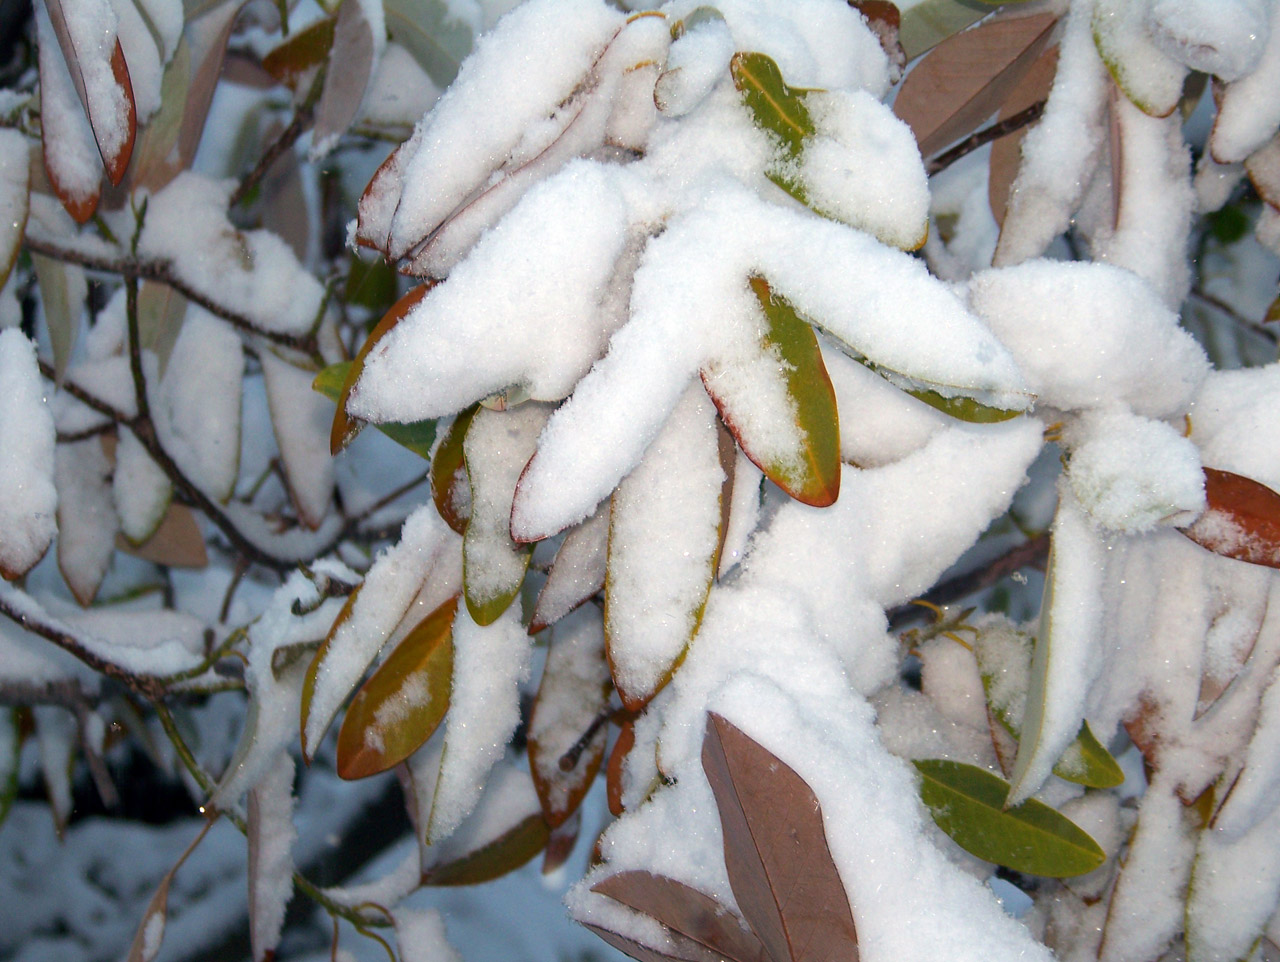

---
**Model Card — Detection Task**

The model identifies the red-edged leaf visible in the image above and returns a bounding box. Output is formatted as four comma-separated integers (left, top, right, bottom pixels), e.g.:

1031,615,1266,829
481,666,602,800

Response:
703,277,839,507
36,4,101,223
701,713,859,962
593,871,769,962
430,404,477,536
331,283,432,454
312,0,378,151
1180,468,1280,568
542,809,581,875
356,141,408,252
530,503,608,633
421,812,550,886
607,718,635,817
1245,132,1280,211
850,2,905,81
335,596,456,780
528,606,610,827
989,44,1057,227
261,16,335,90
894,11,1058,158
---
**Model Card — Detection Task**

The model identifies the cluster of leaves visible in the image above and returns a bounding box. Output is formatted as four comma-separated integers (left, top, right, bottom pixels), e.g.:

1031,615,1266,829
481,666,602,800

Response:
5,1,1280,962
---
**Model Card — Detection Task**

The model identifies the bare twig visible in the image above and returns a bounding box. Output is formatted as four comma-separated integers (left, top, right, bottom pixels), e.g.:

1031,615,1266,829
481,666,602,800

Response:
228,79,320,208
926,99,1047,177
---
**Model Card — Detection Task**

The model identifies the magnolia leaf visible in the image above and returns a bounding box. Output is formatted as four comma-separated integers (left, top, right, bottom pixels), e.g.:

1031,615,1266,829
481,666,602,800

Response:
902,388,1024,423
528,605,610,827
335,596,456,780
702,713,860,962
313,0,379,153
34,705,74,835
56,438,118,606
36,1,101,223
606,387,723,710
113,426,173,544
262,351,336,529
43,0,137,184
851,1,906,80
126,819,215,962
530,503,608,633
0,130,29,291
894,10,1058,158
422,811,550,885
702,276,840,507
607,717,634,817
583,923,724,962
0,709,17,828
462,404,550,626
135,281,188,376
31,253,86,383
914,759,1106,877
430,405,477,535
989,43,1057,227
542,809,581,875
897,0,990,60
730,51,816,203
117,502,208,568
0,330,56,581
247,755,296,962
592,871,769,962
385,0,474,89
261,15,334,89
356,140,409,253
178,1,244,171
132,35,192,190
331,283,433,455
1092,0,1186,118
1180,468,1280,568
344,250,399,312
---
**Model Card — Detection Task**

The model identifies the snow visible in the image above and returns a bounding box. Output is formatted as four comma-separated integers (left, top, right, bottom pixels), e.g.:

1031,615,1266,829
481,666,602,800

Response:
138,173,326,337
0,329,57,580
1092,0,1187,118
54,438,117,606
394,908,462,962
247,752,296,962
1149,0,1272,82
113,425,172,544
531,504,608,632
35,2,102,216
654,15,734,117
51,0,130,164
1212,0,1280,162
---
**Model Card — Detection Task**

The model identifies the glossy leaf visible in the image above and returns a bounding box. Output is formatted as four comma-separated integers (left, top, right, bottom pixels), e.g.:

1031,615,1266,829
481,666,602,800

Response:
702,713,860,962
385,0,474,88
897,0,990,60
1181,468,1280,568
344,250,398,311
702,276,840,507
902,387,1024,423
893,10,1058,158
430,405,477,535
261,16,334,89
422,812,550,886
313,361,437,459
335,596,457,780
592,871,768,962
330,283,433,455
606,718,634,817
914,759,1106,877
730,51,816,202
0,130,29,292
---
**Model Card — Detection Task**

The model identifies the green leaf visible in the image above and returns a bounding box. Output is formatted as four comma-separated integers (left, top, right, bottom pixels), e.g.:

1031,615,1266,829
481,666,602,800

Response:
0,709,18,828
670,5,725,39
422,812,550,885
730,51,816,203
1208,205,1250,246
1092,0,1186,117
314,361,437,458
31,253,86,383
1054,722,1124,788
897,0,991,61
343,250,398,312
913,759,1106,878
385,0,474,88
903,387,1024,424
335,596,456,780
431,405,477,536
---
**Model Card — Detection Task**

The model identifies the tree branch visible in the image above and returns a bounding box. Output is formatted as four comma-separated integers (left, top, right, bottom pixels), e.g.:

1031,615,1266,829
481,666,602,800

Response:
926,99,1047,177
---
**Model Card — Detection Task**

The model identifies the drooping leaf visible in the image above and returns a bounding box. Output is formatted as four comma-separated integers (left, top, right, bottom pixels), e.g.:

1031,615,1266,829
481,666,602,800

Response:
893,10,1058,159
462,404,550,625
385,0,475,89
422,791,550,885
989,43,1057,227
247,754,296,962
31,253,86,383
592,871,769,962
262,351,336,529
0,130,29,292
530,503,609,633
126,819,216,962
702,276,840,507
430,404,477,535
914,759,1105,877
528,605,611,827
0,709,18,828
177,1,244,171
730,51,816,202
56,438,118,606
116,502,209,568
1180,468,1280,568
331,283,433,455
542,809,581,876
36,2,101,222
701,712,860,962
132,35,192,190
260,15,334,89
43,0,137,184
606,387,723,710
312,0,380,153
335,596,457,780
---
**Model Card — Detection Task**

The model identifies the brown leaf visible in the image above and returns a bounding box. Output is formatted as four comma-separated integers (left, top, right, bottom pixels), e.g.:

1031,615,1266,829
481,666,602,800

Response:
313,0,378,151
701,713,859,962
542,809,581,875
849,2,905,81
429,404,476,536
593,871,769,962
583,924,723,962
179,2,246,171
126,819,215,962
530,503,608,633
989,44,1058,227
607,717,635,817
894,11,1058,159
116,503,209,568
1180,468,1280,568
261,16,335,90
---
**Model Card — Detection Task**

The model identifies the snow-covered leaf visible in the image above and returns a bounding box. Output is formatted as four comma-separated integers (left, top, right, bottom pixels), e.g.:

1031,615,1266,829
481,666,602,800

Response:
530,503,608,633
1246,132,1280,213
430,405,475,535
701,712,859,962
113,426,172,544
385,0,474,89
0,330,57,581
34,705,75,834
528,605,610,827
1210,0,1280,164
394,909,463,962
331,283,432,454
730,50,816,194
131,34,190,190
247,753,295,962
261,350,335,529
116,501,208,568
36,2,102,222
702,277,838,506
55,438,118,606
0,130,29,291
914,759,1106,877
989,43,1057,227
1093,0,1186,117
335,595,455,780
31,252,86,383
1181,468,1280,568
313,360,437,459
176,0,242,171
126,818,215,962
607,716,634,817
606,387,723,710
462,404,549,626
894,10,1058,158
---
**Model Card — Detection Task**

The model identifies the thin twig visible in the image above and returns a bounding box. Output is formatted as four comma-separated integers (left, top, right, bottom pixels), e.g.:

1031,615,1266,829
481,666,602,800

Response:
229,71,323,208
926,99,1047,177
1190,287,1277,342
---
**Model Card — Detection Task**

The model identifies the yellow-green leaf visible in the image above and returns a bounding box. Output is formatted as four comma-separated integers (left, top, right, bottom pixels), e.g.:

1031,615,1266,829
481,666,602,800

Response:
730,51,816,203
431,405,478,536
386,0,475,89
914,759,1106,877
335,596,457,780
904,388,1024,423
1053,721,1124,788
421,812,550,885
